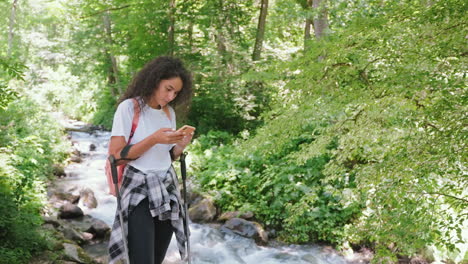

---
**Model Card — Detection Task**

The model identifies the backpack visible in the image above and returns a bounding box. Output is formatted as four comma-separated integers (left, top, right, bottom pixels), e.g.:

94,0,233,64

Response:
105,98,140,196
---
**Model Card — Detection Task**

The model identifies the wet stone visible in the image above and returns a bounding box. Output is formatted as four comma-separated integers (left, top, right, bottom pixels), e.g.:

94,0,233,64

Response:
79,187,98,209
189,198,217,223
59,203,84,219
221,218,268,245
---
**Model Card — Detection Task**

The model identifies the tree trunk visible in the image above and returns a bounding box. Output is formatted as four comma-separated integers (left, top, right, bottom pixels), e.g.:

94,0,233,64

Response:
102,12,121,96
168,0,176,56
188,20,194,52
8,0,19,58
312,0,328,39
215,0,228,65
304,0,312,49
252,0,269,61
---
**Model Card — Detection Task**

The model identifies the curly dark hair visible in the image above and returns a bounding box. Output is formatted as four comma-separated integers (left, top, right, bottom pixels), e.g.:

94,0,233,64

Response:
119,56,192,110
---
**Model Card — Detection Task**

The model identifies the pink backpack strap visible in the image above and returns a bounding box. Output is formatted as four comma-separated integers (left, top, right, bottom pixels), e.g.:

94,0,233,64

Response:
128,98,140,143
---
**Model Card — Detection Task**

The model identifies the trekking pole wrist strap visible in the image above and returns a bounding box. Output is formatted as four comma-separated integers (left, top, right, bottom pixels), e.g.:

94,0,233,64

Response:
120,144,134,160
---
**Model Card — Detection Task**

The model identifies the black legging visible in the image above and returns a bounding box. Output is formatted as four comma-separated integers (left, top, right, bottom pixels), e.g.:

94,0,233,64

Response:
128,198,174,264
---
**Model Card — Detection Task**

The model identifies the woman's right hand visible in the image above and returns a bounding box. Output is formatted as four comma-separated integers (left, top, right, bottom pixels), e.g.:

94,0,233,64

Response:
152,128,185,144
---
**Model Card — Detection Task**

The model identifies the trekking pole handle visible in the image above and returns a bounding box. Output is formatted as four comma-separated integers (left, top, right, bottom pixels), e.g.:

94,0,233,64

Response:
180,152,187,180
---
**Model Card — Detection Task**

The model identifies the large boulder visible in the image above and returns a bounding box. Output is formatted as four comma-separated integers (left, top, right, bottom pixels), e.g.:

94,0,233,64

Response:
188,197,217,223
62,215,110,240
187,190,203,206
86,218,111,239
42,215,61,227
221,218,268,245
62,242,93,263
59,203,84,219
79,187,98,209
62,243,84,263
62,226,85,245
50,191,80,205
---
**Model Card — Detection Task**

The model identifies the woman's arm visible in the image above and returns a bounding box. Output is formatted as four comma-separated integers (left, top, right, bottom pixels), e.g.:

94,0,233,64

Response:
109,128,185,165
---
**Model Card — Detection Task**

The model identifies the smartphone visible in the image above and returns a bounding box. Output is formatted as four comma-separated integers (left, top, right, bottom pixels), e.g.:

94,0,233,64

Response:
176,125,196,134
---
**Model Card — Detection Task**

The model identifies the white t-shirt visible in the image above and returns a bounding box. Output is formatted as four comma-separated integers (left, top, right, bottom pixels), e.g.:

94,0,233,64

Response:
111,98,176,172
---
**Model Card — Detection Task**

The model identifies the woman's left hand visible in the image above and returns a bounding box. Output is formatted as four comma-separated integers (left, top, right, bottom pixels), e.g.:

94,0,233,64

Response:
176,131,194,149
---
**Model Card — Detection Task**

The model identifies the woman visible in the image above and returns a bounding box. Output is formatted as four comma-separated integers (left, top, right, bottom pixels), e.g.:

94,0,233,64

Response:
107,56,193,264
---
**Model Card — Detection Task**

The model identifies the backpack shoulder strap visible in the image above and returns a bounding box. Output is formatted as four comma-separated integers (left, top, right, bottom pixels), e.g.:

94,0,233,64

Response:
128,98,140,143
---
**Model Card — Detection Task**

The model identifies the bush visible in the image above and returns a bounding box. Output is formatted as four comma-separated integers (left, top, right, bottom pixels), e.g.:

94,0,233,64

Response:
0,98,68,263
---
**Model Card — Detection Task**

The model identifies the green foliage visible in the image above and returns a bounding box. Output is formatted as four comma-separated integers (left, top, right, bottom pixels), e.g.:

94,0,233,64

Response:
0,98,69,263
91,88,118,129
0,163,46,264
191,102,362,245
192,0,467,260
0,58,26,109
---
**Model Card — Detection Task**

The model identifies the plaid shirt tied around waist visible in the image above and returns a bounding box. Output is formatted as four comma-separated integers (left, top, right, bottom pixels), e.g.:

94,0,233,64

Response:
108,165,189,264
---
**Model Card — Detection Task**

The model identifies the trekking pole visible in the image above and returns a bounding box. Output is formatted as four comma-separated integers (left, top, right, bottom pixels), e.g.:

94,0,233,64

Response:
109,155,131,264
180,152,191,264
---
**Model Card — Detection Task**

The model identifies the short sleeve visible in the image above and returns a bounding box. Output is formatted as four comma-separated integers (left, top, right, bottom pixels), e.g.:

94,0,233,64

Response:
111,99,134,142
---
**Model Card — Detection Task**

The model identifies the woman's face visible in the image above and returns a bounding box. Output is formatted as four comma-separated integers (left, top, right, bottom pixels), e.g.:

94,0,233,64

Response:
152,77,183,108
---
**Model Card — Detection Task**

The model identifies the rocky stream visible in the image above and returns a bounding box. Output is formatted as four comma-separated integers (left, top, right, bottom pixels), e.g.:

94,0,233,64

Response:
38,119,371,264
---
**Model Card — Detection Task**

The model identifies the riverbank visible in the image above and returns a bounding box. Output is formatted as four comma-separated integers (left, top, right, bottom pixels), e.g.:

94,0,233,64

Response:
31,118,449,264
30,119,376,263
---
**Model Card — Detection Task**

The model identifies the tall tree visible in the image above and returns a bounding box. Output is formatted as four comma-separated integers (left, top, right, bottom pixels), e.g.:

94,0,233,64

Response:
168,0,176,56
102,12,121,96
303,0,312,48
215,0,227,60
312,0,328,39
252,0,268,61
8,0,18,58
300,0,328,48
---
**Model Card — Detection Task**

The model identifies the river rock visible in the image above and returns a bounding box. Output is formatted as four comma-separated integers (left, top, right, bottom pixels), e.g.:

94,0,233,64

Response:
89,144,96,151
221,218,268,245
51,191,80,204
301,254,320,264
86,218,110,239
218,211,254,222
70,148,83,163
410,256,428,264
59,203,84,219
52,164,66,178
79,187,98,209
188,190,203,206
62,226,85,245
63,215,94,232
66,185,81,197
348,247,374,263
62,243,86,263
81,232,94,241
189,197,217,222
82,242,109,264
43,215,61,227
62,215,110,240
